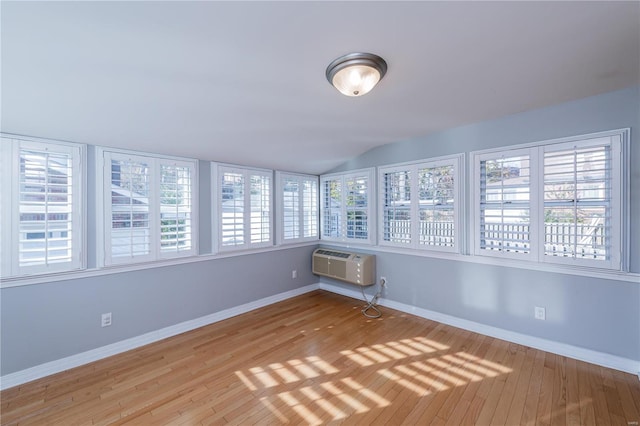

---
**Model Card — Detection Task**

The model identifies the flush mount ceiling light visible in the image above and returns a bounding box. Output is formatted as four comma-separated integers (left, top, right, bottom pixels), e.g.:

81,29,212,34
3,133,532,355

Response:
326,52,387,97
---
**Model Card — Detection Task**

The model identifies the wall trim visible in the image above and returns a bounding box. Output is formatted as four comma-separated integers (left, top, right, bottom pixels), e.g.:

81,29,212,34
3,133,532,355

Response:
320,243,640,284
319,283,640,377
0,284,319,391
0,241,320,289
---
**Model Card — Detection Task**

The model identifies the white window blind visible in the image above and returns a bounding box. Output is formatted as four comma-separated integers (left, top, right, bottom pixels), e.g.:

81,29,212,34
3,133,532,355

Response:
479,152,532,256
320,169,374,244
379,156,461,252
276,172,318,244
1,136,83,278
100,149,197,266
473,130,624,270
216,165,272,251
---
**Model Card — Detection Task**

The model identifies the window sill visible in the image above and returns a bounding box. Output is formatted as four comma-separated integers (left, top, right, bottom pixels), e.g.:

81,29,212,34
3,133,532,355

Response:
0,241,319,289
321,243,640,284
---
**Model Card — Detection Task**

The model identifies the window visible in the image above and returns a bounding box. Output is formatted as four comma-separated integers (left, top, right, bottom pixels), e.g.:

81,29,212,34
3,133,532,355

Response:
276,172,318,244
379,155,462,252
473,130,625,270
320,168,374,244
476,149,534,259
1,136,84,278
98,149,197,266
215,164,272,251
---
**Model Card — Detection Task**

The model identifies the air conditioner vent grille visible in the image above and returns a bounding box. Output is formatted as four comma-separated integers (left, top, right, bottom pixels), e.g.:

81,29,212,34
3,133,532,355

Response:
315,249,350,258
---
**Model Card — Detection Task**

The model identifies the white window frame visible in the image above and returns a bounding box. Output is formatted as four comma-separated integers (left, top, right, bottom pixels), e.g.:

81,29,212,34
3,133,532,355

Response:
1,135,85,278
378,154,463,253
471,129,627,271
213,163,273,253
97,148,198,267
275,171,319,245
320,168,375,245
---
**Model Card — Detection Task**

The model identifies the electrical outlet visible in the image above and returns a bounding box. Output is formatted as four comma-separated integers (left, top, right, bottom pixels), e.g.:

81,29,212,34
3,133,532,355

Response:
380,276,387,286
534,306,546,320
292,270,297,279
101,312,112,327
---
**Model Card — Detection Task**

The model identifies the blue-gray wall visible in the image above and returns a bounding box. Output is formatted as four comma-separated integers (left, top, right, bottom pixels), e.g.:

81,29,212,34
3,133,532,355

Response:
1,247,316,375
326,86,640,363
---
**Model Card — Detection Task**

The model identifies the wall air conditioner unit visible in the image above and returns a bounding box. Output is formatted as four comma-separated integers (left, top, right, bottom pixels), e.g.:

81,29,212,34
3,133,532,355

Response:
312,248,376,286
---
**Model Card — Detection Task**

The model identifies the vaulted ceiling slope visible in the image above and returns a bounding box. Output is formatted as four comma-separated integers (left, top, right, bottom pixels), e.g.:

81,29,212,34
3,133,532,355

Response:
2,1,639,174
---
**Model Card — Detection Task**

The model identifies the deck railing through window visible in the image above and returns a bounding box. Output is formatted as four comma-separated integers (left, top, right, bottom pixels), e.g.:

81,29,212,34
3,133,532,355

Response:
387,220,605,258
477,222,606,258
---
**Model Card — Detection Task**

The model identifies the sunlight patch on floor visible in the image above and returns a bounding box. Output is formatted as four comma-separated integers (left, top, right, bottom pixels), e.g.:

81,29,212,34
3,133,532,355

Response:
236,336,512,422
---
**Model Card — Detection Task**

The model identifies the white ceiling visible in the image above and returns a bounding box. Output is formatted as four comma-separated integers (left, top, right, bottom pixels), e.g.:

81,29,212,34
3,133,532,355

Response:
2,1,639,174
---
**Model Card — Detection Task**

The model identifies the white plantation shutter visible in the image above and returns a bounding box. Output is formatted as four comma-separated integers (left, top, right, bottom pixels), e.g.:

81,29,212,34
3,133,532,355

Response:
277,172,318,244
542,137,620,268
19,150,75,267
322,177,342,239
382,169,412,245
220,171,245,247
282,177,300,240
474,130,624,270
418,164,456,248
107,155,153,263
302,179,318,238
100,150,197,266
478,151,532,257
345,175,369,240
217,165,272,251
250,173,270,244
380,156,461,251
160,162,194,256
320,169,374,244
1,137,83,278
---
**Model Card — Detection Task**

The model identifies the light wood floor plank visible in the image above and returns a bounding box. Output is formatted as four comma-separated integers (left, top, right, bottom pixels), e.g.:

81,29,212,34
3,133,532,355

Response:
1,290,638,425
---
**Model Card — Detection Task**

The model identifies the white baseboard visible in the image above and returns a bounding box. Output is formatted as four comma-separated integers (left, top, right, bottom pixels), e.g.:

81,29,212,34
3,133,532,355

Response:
319,283,640,376
3,282,637,390
0,284,319,391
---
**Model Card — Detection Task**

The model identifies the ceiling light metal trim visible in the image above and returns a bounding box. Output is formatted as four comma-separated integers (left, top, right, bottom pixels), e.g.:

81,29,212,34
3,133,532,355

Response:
326,52,388,97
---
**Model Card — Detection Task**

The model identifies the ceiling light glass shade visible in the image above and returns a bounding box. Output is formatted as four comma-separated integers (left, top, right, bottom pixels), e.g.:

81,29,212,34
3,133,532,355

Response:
326,53,387,97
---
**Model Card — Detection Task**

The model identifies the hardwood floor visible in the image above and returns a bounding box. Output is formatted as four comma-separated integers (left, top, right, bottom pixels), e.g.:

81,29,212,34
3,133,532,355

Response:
1,290,639,425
